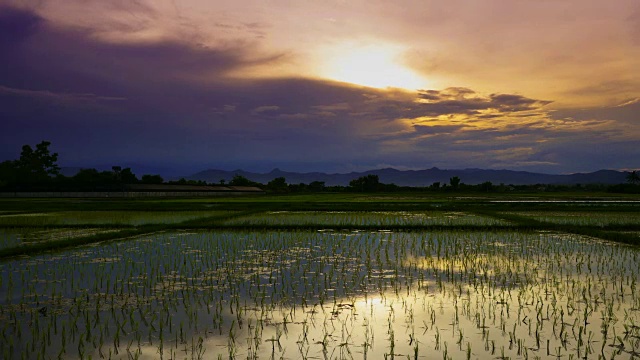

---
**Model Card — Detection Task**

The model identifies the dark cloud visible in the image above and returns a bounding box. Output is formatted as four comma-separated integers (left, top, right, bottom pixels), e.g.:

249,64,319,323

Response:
0,85,126,103
415,87,550,116
416,90,441,101
412,124,464,135
0,4,636,175
0,4,286,96
0,4,44,48
489,94,552,111
417,87,474,101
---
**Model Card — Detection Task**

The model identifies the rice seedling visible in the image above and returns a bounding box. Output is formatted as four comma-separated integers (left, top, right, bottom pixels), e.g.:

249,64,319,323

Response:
0,223,637,359
0,202,638,359
0,228,121,251
0,210,233,227
221,211,511,227
503,211,640,228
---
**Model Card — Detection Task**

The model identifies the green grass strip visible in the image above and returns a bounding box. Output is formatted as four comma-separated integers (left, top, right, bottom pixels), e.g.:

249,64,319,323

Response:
0,227,161,260
472,210,640,246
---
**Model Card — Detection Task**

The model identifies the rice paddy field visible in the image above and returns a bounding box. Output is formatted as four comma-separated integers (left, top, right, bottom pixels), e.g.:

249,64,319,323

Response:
0,193,639,359
221,211,511,227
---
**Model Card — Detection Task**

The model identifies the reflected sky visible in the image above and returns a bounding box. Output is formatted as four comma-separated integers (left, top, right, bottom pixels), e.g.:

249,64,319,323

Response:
0,230,639,359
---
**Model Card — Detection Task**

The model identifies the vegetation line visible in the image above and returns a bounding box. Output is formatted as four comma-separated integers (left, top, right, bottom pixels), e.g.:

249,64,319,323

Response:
175,209,266,227
472,209,640,246
0,228,162,260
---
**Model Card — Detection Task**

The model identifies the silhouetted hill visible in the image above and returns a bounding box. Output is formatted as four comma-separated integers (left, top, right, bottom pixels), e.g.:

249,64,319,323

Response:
187,167,629,186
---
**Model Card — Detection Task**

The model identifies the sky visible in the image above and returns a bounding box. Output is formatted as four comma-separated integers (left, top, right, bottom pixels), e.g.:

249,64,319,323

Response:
0,0,638,176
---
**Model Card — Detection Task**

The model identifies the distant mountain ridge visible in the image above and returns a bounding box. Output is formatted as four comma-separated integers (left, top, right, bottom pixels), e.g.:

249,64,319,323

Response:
187,167,629,186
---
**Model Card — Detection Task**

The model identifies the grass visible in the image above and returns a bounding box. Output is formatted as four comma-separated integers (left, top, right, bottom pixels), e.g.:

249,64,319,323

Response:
1,191,639,212
0,228,155,258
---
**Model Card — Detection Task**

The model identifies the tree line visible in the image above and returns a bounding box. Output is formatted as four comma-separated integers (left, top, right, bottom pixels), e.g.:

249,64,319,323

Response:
1,141,639,193
0,141,168,191
262,174,640,194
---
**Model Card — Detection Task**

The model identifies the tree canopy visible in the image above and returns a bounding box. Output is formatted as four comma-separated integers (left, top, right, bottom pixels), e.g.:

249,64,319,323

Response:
349,174,380,192
449,176,461,189
266,177,288,193
229,175,261,187
17,141,60,183
0,141,59,186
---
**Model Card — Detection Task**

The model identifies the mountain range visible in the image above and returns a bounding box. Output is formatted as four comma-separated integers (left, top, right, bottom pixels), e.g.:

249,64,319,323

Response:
187,167,630,186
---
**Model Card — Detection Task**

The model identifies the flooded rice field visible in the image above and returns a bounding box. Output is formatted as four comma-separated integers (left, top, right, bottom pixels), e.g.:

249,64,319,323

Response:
1,228,639,359
504,212,640,227
0,211,233,227
0,228,120,251
222,211,510,227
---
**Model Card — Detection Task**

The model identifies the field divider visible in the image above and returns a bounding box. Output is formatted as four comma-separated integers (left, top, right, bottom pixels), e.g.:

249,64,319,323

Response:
0,227,164,260
472,209,640,246
0,223,137,229
174,224,534,232
0,210,269,259
170,210,268,228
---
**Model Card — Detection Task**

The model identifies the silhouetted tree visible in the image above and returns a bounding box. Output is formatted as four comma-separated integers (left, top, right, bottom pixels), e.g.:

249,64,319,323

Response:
169,178,206,185
308,181,326,192
0,160,18,187
349,174,380,192
449,176,461,190
112,166,122,180
479,181,493,192
16,141,60,183
267,177,288,193
141,174,163,184
73,169,103,185
229,174,257,186
627,171,640,185
120,168,138,183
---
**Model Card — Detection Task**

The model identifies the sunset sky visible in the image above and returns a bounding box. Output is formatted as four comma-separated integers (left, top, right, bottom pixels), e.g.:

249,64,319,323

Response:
1,0,638,176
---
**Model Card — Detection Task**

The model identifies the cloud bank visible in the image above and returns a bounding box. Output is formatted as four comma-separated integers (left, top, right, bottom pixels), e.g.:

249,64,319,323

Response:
0,2,638,175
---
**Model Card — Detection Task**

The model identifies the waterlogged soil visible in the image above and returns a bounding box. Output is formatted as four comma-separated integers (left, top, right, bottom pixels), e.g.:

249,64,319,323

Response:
0,230,639,359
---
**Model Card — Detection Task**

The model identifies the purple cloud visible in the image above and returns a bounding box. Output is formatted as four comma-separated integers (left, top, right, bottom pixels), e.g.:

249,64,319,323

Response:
0,5,43,48
0,4,637,175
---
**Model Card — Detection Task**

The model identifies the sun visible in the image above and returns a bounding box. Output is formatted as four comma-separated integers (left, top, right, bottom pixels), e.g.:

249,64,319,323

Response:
318,42,428,90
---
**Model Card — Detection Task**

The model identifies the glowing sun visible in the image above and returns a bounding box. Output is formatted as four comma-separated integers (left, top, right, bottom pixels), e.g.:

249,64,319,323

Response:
318,43,428,90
